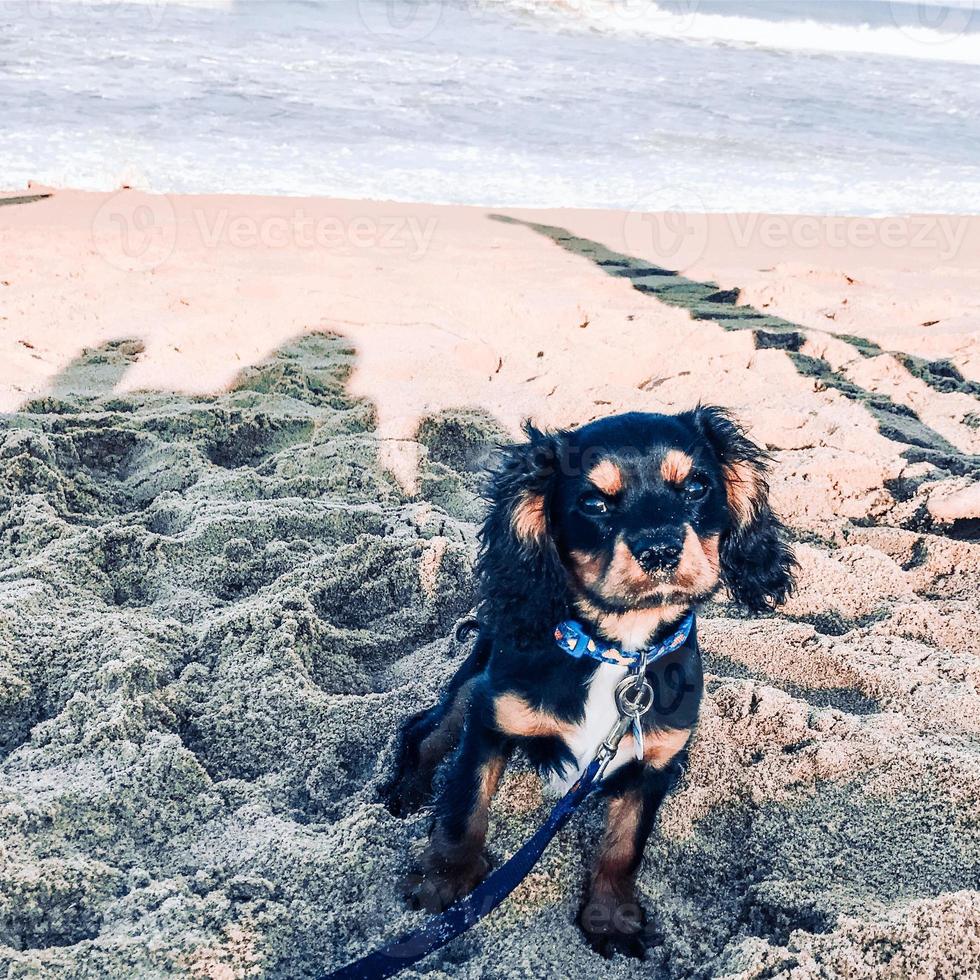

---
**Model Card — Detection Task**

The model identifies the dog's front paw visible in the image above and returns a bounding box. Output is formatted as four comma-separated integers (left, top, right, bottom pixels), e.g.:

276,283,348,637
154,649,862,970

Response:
399,855,489,914
379,772,430,818
577,895,648,960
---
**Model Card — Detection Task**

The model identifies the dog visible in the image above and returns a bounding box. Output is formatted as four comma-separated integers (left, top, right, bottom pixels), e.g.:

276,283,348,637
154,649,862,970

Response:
382,407,796,958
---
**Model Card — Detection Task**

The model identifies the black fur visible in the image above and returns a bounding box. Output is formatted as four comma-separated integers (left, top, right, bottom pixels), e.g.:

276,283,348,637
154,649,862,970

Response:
383,408,796,955
691,405,798,611
474,421,572,646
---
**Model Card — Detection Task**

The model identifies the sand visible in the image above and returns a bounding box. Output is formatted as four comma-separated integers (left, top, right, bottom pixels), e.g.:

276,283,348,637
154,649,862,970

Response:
0,189,978,979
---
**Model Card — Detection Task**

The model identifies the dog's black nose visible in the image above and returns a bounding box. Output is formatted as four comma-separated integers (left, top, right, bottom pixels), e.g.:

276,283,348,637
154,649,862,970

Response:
630,533,684,573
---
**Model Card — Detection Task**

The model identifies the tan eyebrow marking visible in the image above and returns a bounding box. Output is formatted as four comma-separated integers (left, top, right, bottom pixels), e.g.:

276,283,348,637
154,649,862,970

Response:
512,491,547,544
587,459,623,496
661,449,693,486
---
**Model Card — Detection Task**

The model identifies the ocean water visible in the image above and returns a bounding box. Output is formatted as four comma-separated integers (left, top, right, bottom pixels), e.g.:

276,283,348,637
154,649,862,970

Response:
2,0,979,213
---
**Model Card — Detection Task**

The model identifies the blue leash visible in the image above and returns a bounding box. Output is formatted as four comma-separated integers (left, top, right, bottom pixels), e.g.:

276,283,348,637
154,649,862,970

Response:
324,756,604,980
325,613,694,979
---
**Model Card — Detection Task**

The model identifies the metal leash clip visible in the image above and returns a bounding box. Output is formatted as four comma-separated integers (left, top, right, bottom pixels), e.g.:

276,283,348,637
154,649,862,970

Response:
593,671,655,780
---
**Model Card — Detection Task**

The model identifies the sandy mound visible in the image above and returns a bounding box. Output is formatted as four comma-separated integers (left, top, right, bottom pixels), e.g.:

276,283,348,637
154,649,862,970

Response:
1,329,978,979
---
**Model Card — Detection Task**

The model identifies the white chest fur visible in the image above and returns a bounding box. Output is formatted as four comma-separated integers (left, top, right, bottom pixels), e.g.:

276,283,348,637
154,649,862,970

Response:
545,661,638,796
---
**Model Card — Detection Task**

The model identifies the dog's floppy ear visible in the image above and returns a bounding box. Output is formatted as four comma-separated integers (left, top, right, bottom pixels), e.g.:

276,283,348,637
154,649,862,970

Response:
476,420,570,642
692,405,796,611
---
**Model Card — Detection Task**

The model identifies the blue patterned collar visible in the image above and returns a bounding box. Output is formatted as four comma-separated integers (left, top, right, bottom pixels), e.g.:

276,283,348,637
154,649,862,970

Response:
553,610,695,668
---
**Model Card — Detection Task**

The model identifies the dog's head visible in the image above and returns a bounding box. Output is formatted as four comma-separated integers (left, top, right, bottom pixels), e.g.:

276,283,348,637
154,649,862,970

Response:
478,407,796,645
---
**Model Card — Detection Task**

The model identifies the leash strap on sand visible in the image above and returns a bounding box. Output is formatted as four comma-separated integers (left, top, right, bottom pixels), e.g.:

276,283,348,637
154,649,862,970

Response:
324,646,660,979
323,756,604,980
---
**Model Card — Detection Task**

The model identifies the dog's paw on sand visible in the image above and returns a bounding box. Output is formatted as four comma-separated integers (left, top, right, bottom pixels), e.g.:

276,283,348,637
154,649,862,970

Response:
400,858,489,914
378,772,431,818
577,897,649,960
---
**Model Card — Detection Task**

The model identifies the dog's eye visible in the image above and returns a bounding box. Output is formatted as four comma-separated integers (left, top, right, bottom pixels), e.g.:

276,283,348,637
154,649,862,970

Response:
578,493,610,516
683,476,709,501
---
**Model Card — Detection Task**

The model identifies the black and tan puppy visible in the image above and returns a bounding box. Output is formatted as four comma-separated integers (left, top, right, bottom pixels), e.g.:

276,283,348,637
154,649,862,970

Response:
382,407,796,957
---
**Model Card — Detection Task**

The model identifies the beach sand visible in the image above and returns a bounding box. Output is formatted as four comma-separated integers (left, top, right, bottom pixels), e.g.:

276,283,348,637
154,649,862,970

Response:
0,189,978,978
